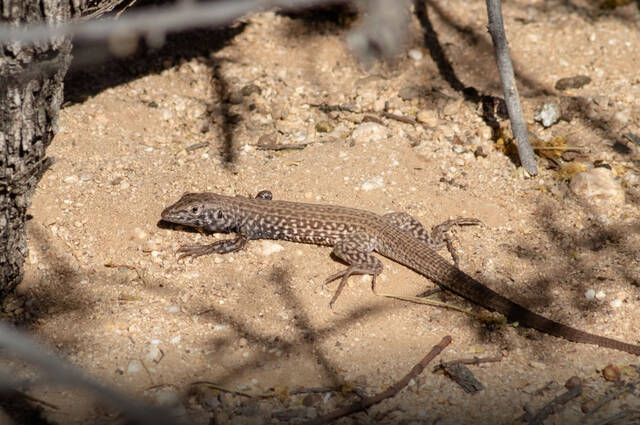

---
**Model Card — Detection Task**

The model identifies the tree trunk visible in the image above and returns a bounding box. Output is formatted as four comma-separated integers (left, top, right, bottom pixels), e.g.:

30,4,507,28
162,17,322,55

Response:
0,1,73,299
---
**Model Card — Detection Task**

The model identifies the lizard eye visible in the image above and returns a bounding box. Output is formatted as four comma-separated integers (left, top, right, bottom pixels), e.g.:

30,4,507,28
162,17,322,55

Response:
216,210,223,219
191,206,199,214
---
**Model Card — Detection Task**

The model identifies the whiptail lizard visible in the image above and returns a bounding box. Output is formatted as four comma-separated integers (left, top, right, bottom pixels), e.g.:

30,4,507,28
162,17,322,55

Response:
161,191,640,355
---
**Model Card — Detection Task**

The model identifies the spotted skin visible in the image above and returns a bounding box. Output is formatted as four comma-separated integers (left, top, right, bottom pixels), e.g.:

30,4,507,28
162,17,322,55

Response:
161,192,640,355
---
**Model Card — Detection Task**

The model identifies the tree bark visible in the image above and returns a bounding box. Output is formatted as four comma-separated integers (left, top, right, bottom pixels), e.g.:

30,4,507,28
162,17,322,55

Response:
0,1,74,299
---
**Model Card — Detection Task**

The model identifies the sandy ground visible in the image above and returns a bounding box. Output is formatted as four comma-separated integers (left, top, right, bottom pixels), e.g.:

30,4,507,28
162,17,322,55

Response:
4,1,640,424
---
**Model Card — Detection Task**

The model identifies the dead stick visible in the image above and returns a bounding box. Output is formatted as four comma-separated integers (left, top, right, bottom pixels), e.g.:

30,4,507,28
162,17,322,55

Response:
302,335,452,425
381,111,417,125
521,385,582,425
434,354,502,371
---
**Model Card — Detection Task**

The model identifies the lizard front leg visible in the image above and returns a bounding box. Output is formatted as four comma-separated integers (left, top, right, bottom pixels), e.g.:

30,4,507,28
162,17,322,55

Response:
322,233,383,308
176,234,248,260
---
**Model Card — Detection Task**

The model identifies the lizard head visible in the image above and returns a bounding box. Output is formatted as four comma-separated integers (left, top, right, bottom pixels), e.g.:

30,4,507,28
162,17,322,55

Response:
161,193,237,232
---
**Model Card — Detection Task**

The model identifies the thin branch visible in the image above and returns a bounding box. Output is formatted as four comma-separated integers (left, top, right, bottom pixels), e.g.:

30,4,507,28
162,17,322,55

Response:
485,0,538,175
0,0,335,44
302,335,452,425
0,323,180,425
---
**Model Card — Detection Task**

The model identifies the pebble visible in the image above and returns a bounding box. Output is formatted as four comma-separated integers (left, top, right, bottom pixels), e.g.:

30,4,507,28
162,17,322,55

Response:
351,122,388,144
555,75,591,90
260,241,284,256
170,336,181,344
63,175,79,184
534,102,561,127
408,48,423,61
168,305,180,313
315,120,333,133
416,109,438,127
585,289,595,300
595,290,606,301
127,360,142,373
442,100,461,117
241,84,261,97
610,299,622,308
570,168,625,206
360,176,384,191
146,345,163,362
134,227,148,239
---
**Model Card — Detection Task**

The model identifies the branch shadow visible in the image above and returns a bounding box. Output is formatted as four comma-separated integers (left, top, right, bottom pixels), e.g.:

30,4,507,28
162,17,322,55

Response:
64,19,246,106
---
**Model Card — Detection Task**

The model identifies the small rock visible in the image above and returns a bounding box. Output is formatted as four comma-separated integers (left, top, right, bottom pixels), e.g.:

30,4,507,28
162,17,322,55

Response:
228,92,243,105
356,86,379,109
261,241,284,256
416,109,438,127
134,227,148,239
534,102,561,128
270,103,287,120
442,100,461,117
595,290,606,301
351,122,388,144
570,168,625,206
474,146,488,158
127,360,142,373
408,48,423,61
257,133,277,147
146,345,163,363
63,175,78,184
360,176,384,191
565,376,582,389
315,120,334,133
614,110,630,126
555,75,591,91
241,84,261,97
585,289,596,300
610,299,622,308
168,305,180,313
602,364,620,382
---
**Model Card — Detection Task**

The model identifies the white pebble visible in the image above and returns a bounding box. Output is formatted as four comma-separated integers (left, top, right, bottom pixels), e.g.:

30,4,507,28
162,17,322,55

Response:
610,299,622,308
168,305,180,313
408,48,423,61
63,175,78,184
127,360,142,373
360,176,384,191
595,290,606,300
170,336,181,344
261,241,284,256
585,289,596,300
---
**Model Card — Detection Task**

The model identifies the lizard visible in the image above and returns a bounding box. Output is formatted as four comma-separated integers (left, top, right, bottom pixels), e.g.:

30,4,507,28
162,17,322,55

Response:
160,190,640,355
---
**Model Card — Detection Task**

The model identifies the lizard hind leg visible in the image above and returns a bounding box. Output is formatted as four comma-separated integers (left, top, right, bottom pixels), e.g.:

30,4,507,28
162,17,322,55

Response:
383,212,480,267
322,233,383,308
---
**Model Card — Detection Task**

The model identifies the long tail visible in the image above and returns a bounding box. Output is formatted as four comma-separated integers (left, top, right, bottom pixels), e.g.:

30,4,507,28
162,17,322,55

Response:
411,245,640,355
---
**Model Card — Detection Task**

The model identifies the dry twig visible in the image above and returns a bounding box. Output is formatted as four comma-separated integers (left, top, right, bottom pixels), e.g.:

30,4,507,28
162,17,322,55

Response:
301,335,452,425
